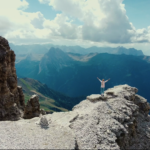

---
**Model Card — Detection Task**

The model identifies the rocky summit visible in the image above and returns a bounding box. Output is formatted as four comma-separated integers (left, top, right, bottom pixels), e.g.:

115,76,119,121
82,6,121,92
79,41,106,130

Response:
0,84,150,149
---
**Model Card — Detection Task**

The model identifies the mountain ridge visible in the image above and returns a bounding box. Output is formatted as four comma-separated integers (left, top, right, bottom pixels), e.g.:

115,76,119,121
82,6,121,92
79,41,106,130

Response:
10,43,144,56
16,48,150,103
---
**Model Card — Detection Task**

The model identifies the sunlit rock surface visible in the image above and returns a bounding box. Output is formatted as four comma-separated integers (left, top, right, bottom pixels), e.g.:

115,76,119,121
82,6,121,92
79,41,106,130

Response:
0,84,150,149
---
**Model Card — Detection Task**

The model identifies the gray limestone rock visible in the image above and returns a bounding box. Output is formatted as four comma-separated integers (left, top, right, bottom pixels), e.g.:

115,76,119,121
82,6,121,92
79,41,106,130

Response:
36,116,51,127
87,94,107,101
134,94,150,115
0,84,150,149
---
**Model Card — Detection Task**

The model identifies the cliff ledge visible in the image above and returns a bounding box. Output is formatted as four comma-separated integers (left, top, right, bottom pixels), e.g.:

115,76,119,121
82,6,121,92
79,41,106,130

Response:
0,84,150,149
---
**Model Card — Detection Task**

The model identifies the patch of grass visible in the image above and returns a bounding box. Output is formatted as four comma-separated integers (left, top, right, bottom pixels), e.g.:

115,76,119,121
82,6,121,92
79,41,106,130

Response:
40,100,68,112
18,78,71,112
24,94,30,104
24,93,66,112
40,106,54,113
30,90,55,103
20,78,33,90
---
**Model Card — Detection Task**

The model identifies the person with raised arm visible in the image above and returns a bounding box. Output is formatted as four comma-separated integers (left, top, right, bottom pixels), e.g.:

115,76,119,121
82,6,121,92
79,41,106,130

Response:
97,77,110,96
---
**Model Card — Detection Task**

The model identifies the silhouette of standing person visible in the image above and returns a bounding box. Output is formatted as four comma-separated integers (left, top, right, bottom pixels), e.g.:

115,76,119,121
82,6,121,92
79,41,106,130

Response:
97,77,110,96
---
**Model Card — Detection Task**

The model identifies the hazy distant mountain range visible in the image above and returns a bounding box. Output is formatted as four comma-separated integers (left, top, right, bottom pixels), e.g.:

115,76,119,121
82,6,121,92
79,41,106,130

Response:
16,47,150,102
11,43,144,64
10,43,144,63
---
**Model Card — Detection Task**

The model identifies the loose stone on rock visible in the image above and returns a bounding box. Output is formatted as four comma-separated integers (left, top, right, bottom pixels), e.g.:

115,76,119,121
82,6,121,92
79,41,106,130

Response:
87,94,107,102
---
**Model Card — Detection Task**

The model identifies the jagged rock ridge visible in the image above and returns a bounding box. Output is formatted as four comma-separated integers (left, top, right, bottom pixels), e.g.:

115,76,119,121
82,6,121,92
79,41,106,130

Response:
0,36,43,120
0,84,150,149
0,36,25,120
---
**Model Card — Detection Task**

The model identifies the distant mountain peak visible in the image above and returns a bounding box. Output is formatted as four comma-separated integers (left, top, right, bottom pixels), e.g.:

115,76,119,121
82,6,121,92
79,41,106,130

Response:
45,47,74,61
38,47,74,74
26,53,33,60
48,47,62,52
116,46,143,56
47,47,67,55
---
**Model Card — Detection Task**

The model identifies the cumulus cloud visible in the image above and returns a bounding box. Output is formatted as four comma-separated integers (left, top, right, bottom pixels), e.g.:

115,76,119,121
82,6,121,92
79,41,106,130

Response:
0,0,28,34
0,0,150,45
0,0,52,43
0,0,81,44
43,14,81,39
40,0,134,43
39,0,150,44
82,0,133,43
0,0,29,10
131,27,150,43
3,10,50,41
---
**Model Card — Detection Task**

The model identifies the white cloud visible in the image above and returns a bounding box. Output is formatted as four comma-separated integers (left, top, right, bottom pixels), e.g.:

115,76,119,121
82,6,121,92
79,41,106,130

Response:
0,0,29,10
0,0,150,54
39,0,134,43
30,12,45,29
39,0,150,44
81,0,133,43
132,27,150,43
43,14,81,39
0,0,82,44
0,0,29,34
0,0,52,43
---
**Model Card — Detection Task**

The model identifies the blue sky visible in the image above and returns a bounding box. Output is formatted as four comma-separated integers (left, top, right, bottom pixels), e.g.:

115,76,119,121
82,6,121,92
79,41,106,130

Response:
24,0,150,29
24,0,83,25
0,0,150,55
25,0,59,20
123,0,150,29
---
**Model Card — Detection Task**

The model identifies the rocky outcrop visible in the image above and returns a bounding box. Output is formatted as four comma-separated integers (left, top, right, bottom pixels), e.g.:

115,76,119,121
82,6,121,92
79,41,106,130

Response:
0,36,25,120
0,84,150,149
0,36,43,120
24,95,45,119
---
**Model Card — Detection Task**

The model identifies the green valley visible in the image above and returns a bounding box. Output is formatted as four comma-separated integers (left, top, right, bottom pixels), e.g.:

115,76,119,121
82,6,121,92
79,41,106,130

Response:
17,78,83,113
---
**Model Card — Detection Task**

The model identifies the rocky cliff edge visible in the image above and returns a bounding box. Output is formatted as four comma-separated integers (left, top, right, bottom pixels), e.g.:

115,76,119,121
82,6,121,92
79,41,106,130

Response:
0,36,44,120
0,84,150,149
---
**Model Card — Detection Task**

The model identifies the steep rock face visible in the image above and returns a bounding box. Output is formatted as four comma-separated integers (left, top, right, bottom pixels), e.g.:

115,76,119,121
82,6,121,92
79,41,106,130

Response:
0,36,43,120
0,84,150,149
0,36,25,120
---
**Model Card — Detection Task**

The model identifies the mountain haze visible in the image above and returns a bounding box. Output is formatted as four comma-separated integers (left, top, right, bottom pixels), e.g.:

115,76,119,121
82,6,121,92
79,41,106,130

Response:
11,43,144,56
16,48,150,102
